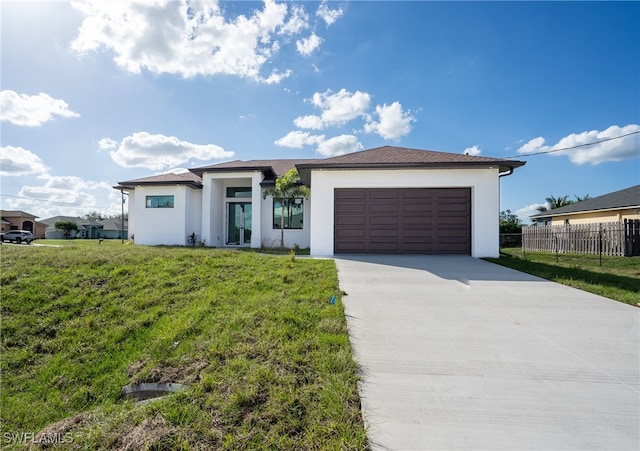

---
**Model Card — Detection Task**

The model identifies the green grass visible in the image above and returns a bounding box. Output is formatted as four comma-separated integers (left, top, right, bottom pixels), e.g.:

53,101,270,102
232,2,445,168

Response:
485,248,640,306
0,241,368,449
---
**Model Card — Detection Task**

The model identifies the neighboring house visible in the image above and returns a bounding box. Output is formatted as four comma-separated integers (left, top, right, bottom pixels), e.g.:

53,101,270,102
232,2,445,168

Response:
97,218,129,240
530,185,640,226
41,216,128,239
115,146,525,257
0,210,47,238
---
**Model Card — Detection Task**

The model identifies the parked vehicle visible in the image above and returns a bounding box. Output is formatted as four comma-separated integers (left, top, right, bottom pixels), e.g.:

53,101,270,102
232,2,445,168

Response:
0,230,35,244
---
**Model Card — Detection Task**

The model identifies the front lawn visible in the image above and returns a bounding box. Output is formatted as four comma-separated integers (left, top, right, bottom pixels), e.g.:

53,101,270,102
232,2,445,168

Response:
0,242,368,449
485,248,640,306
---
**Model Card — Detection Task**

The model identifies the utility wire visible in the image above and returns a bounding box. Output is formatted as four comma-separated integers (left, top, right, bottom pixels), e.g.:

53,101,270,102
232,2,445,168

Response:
504,129,640,159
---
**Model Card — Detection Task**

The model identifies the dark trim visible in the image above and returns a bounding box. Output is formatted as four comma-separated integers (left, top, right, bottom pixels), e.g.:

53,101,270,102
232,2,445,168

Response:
189,166,276,178
114,181,202,190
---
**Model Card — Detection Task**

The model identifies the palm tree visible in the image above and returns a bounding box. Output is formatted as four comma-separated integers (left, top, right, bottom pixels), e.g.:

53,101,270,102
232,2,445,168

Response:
263,168,310,248
536,195,573,212
574,194,591,202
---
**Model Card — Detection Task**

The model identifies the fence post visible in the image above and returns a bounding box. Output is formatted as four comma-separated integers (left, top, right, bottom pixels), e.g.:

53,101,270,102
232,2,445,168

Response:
598,223,603,266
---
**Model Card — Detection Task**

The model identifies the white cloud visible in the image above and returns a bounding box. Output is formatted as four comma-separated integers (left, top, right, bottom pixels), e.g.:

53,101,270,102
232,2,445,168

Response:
296,33,322,56
280,4,308,34
108,132,234,171
316,134,363,157
98,137,117,151
516,203,548,223
4,176,119,219
293,114,324,130
274,130,324,148
69,0,324,83
0,146,50,176
517,124,640,165
364,101,415,140
0,90,79,126
517,136,546,154
463,145,482,156
316,0,344,26
281,88,415,156
311,88,371,126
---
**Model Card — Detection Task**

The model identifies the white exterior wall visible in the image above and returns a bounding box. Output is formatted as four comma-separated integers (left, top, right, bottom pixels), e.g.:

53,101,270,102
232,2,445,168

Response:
185,188,202,244
131,185,200,246
308,168,500,258
259,193,311,249
201,171,263,249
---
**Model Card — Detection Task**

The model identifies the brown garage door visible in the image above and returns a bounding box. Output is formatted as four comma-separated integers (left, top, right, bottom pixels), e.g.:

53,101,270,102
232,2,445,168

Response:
334,188,471,254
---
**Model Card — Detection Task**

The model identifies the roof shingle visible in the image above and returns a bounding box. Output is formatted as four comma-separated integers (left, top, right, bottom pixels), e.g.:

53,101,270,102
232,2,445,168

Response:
116,171,202,189
530,185,640,218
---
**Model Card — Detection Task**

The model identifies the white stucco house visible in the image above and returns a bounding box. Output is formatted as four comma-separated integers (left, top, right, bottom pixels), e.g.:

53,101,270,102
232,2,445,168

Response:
115,146,525,257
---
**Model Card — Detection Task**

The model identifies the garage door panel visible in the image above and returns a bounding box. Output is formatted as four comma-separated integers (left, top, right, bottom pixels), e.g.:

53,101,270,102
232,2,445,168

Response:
369,216,399,226
334,188,470,255
402,216,433,226
402,228,434,238
336,216,366,226
402,203,433,213
335,189,366,200
336,203,366,213
369,203,399,214
335,228,365,238
369,189,400,200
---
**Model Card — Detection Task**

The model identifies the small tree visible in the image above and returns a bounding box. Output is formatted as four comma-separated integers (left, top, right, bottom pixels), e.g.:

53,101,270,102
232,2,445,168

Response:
84,210,105,222
263,168,310,248
55,221,78,239
499,210,522,233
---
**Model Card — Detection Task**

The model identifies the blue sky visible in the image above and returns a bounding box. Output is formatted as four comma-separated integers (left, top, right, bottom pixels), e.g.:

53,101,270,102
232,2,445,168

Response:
1,0,639,223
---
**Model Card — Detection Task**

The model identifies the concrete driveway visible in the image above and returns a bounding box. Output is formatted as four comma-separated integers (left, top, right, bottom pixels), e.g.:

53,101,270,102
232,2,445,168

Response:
335,255,639,450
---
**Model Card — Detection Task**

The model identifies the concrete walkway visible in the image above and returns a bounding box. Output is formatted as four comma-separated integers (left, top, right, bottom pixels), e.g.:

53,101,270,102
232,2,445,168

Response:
335,255,639,450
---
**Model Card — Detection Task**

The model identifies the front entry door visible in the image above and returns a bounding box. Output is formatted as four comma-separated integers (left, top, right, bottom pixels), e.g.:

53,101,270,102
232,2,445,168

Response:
227,202,252,245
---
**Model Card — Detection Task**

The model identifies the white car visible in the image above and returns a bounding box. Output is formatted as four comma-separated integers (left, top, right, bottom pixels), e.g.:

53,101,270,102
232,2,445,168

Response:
0,230,36,244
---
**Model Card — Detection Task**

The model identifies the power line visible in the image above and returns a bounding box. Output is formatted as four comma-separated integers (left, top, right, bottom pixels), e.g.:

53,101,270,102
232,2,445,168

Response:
504,129,640,159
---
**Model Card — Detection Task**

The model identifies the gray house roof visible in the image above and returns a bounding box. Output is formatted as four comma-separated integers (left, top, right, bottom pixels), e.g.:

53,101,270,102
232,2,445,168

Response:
296,146,525,185
115,171,203,189
189,159,314,179
40,216,103,227
530,185,640,219
114,146,526,191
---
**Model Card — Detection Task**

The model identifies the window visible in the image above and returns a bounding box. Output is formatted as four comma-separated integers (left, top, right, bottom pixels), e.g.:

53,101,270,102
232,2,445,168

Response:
226,187,252,198
146,195,174,208
273,198,304,229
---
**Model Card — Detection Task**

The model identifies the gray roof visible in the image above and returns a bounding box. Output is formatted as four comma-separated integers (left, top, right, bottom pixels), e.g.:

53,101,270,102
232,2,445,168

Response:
40,216,128,230
116,172,202,189
98,218,128,230
296,146,525,185
40,216,103,227
114,147,526,190
530,185,640,218
189,159,314,178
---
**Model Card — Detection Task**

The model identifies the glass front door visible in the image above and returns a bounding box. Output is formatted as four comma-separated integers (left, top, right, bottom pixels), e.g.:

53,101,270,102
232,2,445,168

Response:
227,202,252,245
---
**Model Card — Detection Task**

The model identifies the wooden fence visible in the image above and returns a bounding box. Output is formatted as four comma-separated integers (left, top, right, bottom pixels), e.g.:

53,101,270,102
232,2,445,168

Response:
522,221,640,257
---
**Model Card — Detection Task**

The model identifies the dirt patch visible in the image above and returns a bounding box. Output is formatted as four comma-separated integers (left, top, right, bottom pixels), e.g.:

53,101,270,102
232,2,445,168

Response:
128,358,209,385
116,417,176,451
35,411,90,438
